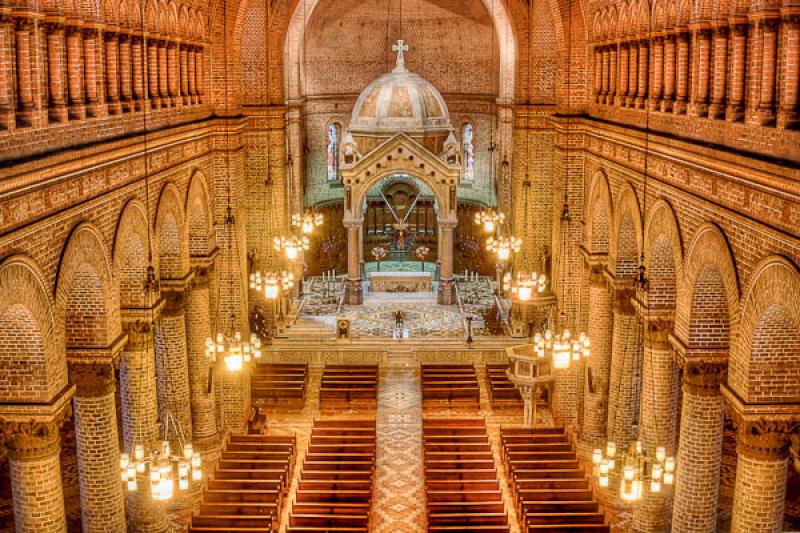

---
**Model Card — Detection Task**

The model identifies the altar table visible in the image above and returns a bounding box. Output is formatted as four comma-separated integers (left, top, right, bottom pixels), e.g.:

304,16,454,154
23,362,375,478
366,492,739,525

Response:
369,271,433,292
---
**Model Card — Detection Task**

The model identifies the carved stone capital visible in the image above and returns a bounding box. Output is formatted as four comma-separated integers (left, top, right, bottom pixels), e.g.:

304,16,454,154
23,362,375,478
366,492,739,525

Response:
643,318,674,350
612,287,636,315
679,356,727,396
68,360,116,397
123,318,157,352
0,393,72,462
161,288,187,317
734,418,800,461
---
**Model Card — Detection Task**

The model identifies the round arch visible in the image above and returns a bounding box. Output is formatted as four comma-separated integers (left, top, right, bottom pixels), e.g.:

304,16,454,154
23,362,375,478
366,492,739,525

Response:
585,170,613,257
186,170,215,257
610,183,643,279
643,198,684,313
155,182,190,279
113,199,154,309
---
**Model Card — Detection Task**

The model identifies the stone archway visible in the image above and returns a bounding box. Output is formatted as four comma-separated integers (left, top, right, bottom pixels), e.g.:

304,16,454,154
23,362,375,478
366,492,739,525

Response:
341,133,461,304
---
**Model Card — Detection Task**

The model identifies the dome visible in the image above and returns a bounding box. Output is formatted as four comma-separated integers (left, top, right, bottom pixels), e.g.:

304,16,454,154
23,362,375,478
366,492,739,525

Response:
349,41,452,134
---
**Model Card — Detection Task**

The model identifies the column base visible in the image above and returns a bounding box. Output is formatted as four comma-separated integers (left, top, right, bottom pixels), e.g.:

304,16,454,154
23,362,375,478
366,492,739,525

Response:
726,103,745,122
85,102,104,118
635,96,647,109
437,279,455,305
660,98,674,113
777,109,799,129
753,105,777,126
69,103,86,120
345,279,363,305
688,101,708,117
107,100,122,115
49,104,69,123
15,107,36,128
708,101,726,119
673,99,688,115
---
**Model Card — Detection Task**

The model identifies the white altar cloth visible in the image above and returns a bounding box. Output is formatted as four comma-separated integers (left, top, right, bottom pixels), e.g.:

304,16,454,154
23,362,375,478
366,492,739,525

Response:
369,271,433,292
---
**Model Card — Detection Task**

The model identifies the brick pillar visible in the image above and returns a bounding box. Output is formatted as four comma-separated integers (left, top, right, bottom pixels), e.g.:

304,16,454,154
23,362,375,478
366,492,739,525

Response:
609,44,618,105
661,33,676,112
650,36,664,111
709,24,729,119
345,219,363,305
195,47,204,101
119,33,132,112
579,267,612,458
14,18,36,127
1,412,70,533
186,265,221,456
593,46,602,102
69,361,127,533
146,38,160,109
626,42,638,107
131,36,144,111
83,27,102,117
755,17,779,125
606,287,641,449
726,20,748,122
618,44,629,106
674,30,690,114
66,25,85,120
156,288,193,439
0,15,14,129
179,45,189,104
636,39,649,108
104,31,121,115
157,39,168,107
601,46,610,102
689,26,711,117
777,12,800,128
119,319,169,533
437,219,456,305
187,46,196,102
729,416,796,533
632,317,679,533
46,21,68,123
671,357,726,533
167,40,178,106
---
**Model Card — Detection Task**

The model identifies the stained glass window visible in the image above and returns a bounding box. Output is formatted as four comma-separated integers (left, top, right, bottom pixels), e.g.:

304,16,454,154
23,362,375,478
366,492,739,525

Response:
327,123,340,181
463,123,474,182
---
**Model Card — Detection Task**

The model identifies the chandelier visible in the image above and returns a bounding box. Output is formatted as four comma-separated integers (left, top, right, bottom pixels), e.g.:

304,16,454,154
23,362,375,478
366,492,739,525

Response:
249,270,295,300
475,208,506,233
292,210,324,235
486,235,522,262
533,327,590,369
274,235,310,261
205,329,262,372
120,411,201,501
509,272,547,302
592,440,675,501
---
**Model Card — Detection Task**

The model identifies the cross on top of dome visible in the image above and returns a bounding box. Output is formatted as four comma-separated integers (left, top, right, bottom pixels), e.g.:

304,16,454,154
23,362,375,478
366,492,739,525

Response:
392,40,409,72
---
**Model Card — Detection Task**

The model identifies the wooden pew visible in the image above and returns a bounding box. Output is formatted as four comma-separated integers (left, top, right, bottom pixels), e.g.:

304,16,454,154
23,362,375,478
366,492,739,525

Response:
421,365,480,409
189,433,296,533
319,365,379,407
499,427,610,532
287,419,376,533
252,363,309,406
486,364,522,409
422,418,510,532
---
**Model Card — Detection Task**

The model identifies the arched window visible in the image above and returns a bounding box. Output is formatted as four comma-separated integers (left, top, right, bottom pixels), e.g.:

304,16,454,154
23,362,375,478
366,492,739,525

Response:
327,123,340,181
462,123,475,182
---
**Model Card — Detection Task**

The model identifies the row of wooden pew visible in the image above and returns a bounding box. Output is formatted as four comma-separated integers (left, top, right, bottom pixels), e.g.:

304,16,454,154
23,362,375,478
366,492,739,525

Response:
500,427,609,532
421,364,481,409
486,364,522,409
423,418,510,532
287,419,376,532
189,432,296,532
319,364,379,407
252,363,309,406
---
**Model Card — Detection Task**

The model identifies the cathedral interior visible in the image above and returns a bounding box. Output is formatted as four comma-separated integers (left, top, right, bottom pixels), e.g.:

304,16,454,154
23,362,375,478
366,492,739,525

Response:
0,0,799,532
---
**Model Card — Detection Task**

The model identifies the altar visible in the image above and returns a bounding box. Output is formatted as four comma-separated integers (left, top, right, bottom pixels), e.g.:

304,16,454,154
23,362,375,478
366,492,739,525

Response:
369,271,433,292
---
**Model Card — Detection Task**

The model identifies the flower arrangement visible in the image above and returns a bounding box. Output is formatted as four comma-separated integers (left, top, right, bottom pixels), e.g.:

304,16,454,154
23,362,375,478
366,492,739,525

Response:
372,246,387,261
415,246,430,260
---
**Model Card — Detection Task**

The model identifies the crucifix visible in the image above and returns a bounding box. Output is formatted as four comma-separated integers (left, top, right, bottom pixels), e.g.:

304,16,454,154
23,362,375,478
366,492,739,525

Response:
380,190,420,251
392,40,409,71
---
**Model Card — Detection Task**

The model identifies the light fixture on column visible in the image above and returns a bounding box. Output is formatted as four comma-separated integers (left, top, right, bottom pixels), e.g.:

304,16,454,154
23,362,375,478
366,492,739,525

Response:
120,410,201,500
249,270,295,300
532,310,590,369
273,234,310,262
291,210,324,236
486,234,522,262
510,272,547,302
591,440,675,500
475,208,505,233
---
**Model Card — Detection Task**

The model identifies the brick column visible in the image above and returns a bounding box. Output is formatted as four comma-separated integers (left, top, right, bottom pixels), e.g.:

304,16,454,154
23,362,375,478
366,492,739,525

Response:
601,46,610,102
66,24,86,119
674,30,690,114
14,18,36,127
187,46,196,102
632,316,679,533
195,47,204,101
131,35,144,111
45,20,68,123
186,265,221,456
157,38,168,107
618,44,629,106
777,10,800,128
0,411,70,533
755,16,779,125
345,218,363,305
167,40,178,106
650,35,664,111
146,37,160,109
69,360,127,533
437,219,456,305
606,286,641,449
625,42,638,107
0,14,14,129
709,24,729,119
83,27,102,117
689,25,711,117
636,39,649,108
119,32,132,112
104,30,121,115
726,20,748,122
671,356,726,533
119,318,169,533
579,267,612,458
179,44,189,104
661,33,676,112
593,46,602,102
728,414,798,533
156,287,193,439
609,44,618,105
